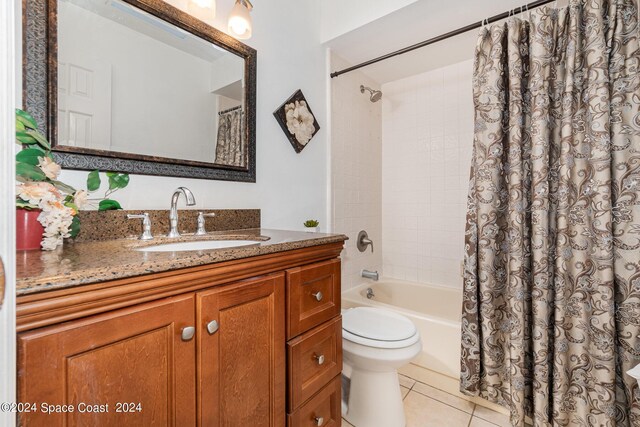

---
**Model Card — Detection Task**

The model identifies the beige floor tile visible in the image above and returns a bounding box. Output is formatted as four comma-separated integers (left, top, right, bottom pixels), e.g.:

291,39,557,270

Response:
401,385,410,399
398,363,468,397
399,373,416,389
469,416,498,427
404,391,472,427
412,381,475,414
342,418,355,427
399,363,433,384
473,405,512,427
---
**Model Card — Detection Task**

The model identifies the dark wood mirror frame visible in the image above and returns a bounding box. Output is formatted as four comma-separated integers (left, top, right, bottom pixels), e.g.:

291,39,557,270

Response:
23,0,257,182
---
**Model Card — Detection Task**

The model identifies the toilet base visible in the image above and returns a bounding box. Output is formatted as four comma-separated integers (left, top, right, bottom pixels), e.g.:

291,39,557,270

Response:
343,366,405,427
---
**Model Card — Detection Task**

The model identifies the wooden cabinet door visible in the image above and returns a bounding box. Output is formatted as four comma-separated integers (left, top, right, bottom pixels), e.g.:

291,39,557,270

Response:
18,294,196,427
197,274,285,427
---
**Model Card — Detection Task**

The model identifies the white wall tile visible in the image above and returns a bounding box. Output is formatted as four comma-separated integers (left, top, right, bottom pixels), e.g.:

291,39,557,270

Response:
381,59,473,289
330,52,383,291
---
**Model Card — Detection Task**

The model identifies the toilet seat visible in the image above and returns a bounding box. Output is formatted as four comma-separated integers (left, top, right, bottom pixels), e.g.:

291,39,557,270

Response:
342,307,419,349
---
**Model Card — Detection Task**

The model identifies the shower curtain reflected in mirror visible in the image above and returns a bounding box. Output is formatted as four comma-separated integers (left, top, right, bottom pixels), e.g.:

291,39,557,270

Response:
215,107,246,168
460,1,640,426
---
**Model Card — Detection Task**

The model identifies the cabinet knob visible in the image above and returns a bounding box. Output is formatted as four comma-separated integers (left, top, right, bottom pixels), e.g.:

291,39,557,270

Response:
181,326,195,341
313,353,325,365
206,320,219,335
312,291,323,302
314,416,324,426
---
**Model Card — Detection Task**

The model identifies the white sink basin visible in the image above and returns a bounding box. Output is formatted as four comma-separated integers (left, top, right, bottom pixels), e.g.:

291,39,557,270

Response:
136,240,261,252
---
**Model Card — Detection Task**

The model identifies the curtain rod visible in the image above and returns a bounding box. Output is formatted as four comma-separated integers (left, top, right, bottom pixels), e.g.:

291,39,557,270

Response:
218,105,243,115
329,0,557,78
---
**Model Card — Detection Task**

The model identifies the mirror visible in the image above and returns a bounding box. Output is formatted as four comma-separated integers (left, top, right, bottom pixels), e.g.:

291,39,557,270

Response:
23,0,256,182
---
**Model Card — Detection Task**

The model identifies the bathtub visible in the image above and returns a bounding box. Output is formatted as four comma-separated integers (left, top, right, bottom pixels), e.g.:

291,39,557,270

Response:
341,279,463,380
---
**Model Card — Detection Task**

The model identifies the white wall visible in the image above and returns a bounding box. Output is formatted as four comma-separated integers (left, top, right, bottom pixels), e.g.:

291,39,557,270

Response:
1,0,17,425
57,0,329,230
330,52,382,291
381,59,474,288
320,0,417,43
210,55,244,93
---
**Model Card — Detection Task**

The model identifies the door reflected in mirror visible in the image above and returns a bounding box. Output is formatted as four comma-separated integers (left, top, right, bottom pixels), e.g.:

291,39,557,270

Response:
57,0,247,168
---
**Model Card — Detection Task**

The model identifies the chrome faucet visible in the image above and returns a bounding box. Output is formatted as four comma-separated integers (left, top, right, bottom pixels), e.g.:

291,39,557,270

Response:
168,187,196,238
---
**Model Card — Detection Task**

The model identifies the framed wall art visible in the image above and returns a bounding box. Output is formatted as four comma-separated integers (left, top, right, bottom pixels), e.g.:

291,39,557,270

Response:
273,89,320,153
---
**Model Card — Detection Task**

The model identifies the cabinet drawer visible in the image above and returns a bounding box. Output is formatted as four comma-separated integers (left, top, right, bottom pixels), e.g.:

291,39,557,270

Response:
286,259,341,339
288,316,342,410
288,375,342,427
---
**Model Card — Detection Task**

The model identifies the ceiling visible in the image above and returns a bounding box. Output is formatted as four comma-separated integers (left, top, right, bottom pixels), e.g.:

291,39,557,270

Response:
326,0,566,84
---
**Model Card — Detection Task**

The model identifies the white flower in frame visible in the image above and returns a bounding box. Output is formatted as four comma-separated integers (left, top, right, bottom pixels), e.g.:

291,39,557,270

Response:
284,100,315,145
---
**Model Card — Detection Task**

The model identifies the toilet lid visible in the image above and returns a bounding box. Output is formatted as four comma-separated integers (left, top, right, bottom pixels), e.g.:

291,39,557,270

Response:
342,307,417,342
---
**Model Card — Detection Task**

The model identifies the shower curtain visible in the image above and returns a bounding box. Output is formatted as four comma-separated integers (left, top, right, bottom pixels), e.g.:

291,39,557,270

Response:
460,1,640,426
214,108,246,168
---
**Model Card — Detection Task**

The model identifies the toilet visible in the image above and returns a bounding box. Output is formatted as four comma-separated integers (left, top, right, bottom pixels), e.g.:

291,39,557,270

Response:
342,307,422,427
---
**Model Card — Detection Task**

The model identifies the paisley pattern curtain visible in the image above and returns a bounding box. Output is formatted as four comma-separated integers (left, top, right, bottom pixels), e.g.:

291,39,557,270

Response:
214,108,246,168
460,1,640,425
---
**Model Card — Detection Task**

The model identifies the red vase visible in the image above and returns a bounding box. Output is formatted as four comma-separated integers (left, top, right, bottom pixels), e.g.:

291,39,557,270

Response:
16,208,44,251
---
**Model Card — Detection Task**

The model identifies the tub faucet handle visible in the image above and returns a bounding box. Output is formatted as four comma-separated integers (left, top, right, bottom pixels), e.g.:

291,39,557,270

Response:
357,230,374,253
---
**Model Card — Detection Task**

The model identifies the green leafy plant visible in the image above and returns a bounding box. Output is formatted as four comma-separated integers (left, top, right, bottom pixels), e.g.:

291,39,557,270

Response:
15,109,129,249
85,170,129,211
304,219,319,227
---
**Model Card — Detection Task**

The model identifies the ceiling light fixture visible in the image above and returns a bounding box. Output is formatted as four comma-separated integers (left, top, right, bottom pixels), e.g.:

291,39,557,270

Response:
187,0,216,22
228,0,253,40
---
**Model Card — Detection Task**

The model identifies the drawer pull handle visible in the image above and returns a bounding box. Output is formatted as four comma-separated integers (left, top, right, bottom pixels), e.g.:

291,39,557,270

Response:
314,416,324,426
206,320,219,335
312,291,323,302
314,353,325,365
181,326,195,341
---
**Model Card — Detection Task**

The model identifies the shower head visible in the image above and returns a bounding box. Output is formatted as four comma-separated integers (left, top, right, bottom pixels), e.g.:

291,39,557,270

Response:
360,85,382,102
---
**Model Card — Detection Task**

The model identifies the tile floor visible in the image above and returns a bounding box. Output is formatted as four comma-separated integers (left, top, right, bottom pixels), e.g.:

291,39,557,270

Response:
342,373,512,427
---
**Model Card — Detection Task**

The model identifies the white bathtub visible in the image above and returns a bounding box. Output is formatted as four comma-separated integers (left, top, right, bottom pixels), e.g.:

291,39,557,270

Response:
341,279,463,379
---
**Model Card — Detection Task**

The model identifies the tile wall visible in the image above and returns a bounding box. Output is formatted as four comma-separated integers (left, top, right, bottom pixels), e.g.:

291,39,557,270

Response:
381,59,474,289
330,52,383,291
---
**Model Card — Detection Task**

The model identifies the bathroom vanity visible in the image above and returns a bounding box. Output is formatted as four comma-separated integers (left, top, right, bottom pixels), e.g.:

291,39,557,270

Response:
15,227,346,426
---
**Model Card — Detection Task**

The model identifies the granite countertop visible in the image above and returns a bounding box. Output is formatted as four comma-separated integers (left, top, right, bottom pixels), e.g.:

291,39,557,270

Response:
16,229,348,296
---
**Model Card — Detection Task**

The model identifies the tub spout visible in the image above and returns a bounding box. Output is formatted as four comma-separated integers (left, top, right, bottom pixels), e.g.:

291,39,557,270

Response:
361,269,379,281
